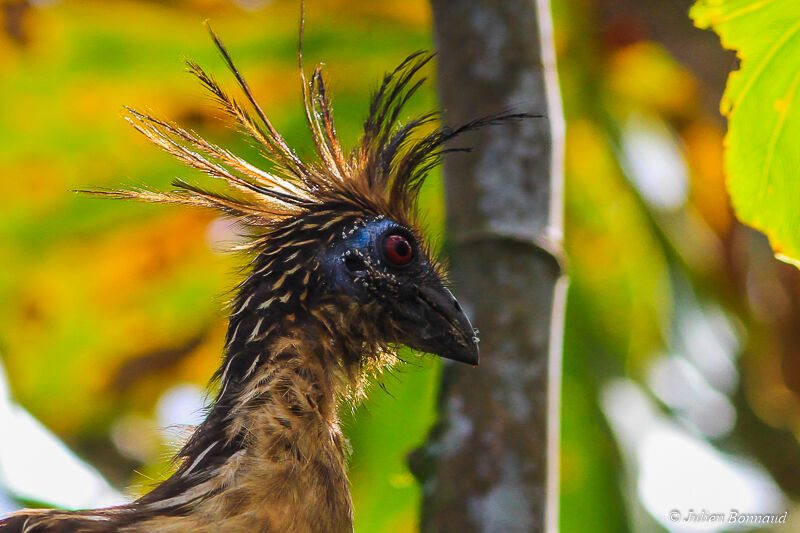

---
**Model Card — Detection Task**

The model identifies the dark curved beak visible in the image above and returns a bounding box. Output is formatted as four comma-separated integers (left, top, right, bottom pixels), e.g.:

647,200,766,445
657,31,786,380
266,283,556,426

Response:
399,282,480,365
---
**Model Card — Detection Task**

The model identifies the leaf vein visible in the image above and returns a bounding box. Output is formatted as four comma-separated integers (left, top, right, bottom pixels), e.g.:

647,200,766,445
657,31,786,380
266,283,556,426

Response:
733,17,800,111
760,67,800,203
714,0,778,25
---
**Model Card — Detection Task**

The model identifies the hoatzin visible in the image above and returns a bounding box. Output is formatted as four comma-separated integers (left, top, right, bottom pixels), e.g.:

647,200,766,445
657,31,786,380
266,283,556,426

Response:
0,20,524,533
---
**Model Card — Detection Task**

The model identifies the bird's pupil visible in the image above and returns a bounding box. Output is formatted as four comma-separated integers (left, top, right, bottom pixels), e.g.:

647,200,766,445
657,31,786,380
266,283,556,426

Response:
394,240,410,257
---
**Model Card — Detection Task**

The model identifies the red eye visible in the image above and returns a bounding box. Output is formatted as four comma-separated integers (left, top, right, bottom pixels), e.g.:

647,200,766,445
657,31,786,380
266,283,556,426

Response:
383,233,414,266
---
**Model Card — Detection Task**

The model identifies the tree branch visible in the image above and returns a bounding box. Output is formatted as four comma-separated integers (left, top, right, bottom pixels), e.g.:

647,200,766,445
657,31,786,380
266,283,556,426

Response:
410,1,566,531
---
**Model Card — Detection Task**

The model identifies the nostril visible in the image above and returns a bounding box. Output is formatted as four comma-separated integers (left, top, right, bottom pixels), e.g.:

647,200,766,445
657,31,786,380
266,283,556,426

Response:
344,253,366,273
453,299,462,312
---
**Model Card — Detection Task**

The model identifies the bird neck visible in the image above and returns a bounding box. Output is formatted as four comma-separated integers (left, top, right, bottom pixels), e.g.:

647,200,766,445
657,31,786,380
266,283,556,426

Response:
131,300,358,533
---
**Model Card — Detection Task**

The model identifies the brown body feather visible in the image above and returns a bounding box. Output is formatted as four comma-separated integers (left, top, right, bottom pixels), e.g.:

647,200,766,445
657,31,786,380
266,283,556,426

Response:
0,13,526,533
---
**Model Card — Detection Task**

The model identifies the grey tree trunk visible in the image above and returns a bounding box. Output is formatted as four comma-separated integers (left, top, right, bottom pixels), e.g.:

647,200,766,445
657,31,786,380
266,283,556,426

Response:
410,1,565,532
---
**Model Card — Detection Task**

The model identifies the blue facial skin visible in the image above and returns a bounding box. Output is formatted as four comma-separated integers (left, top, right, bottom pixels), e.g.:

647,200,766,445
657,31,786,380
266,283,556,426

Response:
319,218,416,299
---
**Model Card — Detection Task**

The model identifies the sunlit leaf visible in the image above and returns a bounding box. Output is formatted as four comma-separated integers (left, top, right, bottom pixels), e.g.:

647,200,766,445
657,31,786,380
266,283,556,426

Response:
691,0,800,265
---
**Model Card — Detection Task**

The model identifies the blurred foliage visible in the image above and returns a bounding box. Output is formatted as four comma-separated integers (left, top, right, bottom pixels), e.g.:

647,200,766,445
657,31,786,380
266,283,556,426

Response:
691,0,800,267
557,0,800,531
4,1,800,532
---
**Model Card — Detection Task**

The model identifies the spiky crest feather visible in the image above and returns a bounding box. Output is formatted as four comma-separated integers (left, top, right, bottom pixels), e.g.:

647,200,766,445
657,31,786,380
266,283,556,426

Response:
84,23,527,249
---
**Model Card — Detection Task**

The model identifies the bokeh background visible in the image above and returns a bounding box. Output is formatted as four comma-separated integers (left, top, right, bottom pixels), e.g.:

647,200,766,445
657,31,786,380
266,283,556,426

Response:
2,1,800,532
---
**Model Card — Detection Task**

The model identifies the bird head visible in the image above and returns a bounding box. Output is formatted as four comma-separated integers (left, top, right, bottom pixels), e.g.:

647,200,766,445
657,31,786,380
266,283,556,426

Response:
88,27,527,370
316,216,478,365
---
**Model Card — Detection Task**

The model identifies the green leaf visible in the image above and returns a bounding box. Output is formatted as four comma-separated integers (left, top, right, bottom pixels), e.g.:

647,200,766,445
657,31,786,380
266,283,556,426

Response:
691,0,800,265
